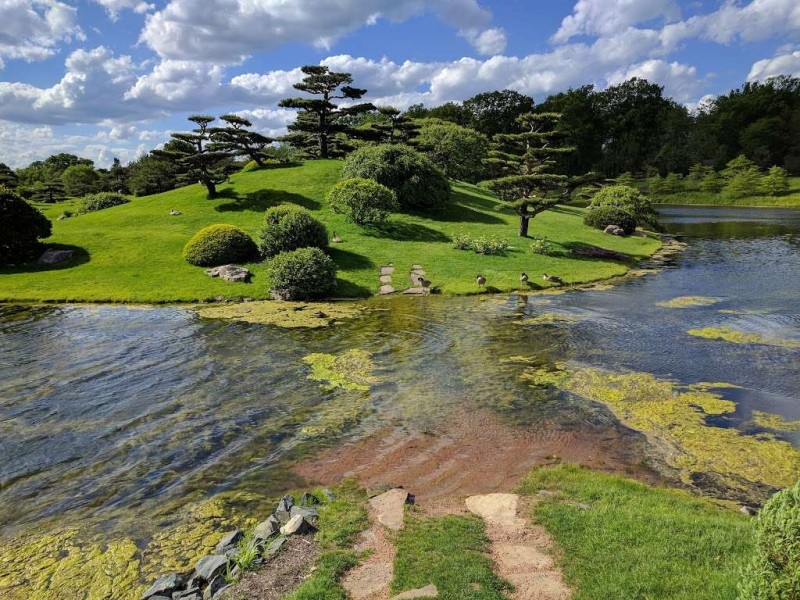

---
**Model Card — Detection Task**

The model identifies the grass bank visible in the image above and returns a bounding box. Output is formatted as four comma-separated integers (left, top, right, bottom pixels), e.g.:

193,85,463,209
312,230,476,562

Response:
1,160,659,303
649,177,800,207
520,464,753,600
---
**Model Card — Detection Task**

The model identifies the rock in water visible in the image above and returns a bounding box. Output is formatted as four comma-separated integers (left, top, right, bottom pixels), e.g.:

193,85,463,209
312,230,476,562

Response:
38,248,74,265
205,264,251,283
141,573,183,599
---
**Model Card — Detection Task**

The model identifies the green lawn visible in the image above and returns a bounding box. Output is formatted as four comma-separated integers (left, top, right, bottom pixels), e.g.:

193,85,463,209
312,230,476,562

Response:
1,160,660,302
648,177,800,207
519,465,753,600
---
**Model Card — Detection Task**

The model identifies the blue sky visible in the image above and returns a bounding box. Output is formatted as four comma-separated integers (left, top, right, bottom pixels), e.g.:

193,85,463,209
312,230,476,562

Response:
1,0,799,168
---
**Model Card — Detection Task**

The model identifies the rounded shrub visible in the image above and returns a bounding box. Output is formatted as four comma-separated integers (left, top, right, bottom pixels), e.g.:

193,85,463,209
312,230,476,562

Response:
583,205,637,235
259,205,328,258
183,224,257,267
589,185,660,230
78,192,130,214
0,185,51,265
739,478,800,599
341,144,450,212
268,247,337,301
326,178,399,225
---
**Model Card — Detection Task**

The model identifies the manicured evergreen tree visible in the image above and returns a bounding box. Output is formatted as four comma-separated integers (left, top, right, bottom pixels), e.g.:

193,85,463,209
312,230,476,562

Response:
0,163,18,189
210,114,274,167
279,66,374,158
367,107,419,144
154,116,233,198
0,185,51,265
30,179,67,203
482,112,579,237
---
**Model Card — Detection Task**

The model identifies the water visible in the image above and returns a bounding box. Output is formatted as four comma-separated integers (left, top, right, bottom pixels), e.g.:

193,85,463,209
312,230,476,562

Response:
1,206,799,543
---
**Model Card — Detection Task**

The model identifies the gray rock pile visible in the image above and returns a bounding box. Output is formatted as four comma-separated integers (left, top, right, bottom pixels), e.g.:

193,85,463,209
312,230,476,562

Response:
205,265,251,283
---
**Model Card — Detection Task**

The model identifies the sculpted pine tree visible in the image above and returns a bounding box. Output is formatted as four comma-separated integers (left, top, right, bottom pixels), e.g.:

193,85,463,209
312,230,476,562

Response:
155,116,232,198
279,66,374,158
367,107,419,144
0,163,18,189
209,114,274,168
483,112,580,237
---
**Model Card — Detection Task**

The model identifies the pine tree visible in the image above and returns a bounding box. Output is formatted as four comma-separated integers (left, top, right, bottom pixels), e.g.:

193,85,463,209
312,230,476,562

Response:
279,66,374,158
210,114,274,167
29,179,67,203
154,116,233,198
762,166,789,196
367,107,419,144
482,113,579,237
0,163,18,189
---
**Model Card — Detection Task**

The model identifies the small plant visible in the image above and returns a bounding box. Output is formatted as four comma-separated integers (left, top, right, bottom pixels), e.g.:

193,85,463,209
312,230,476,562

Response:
530,236,554,255
183,224,258,267
78,192,130,214
452,233,474,250
268,247,337,300
472,236,509,255
260,205,329,258
326,178,399,225
233,531,262,573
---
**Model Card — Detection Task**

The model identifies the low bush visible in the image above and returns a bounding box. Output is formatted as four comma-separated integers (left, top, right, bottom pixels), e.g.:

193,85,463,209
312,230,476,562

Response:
183,224,257,266
452,233,473,250
0,185,51,265
530,236,555,255
739,478,800,599
589,185,660,230
326,178,399,225
260,205,329,258
78,192,130,214
451,233,509,255
341,144,450,212
584,205,637,235
268,247,337,301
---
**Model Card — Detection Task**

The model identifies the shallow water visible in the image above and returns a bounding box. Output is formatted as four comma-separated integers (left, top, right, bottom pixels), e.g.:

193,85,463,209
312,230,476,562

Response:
1,206,799,546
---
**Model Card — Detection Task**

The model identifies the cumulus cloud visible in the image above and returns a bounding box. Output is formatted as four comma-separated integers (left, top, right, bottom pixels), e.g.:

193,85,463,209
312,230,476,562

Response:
748,51,800,81
461,27,507,55
0,0,82,68
125,60,228,105
140,0,494,61
553,0,680,43
607,59,704,103
93,0,155,20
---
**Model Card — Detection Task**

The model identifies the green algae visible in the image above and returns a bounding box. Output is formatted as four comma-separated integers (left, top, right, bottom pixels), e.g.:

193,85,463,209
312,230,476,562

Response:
520,365,800,498
515,312,580,326
752,411,800,432
688,326,800,349
194,300,363,328
656,296,723,308
299,394,373,438
302,349,379,392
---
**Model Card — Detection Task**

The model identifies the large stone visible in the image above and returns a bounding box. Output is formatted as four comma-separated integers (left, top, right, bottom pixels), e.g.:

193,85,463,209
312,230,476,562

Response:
379,285,396,295
280,513,314,535
290,506,320,529
173,587,201,599
369,488,410,531
379,275,393,283
205,265,251,283
38,248,74,265
603,224,626,236
465,493,519,524
380,265,395,276
253,515,281,540
142,573,184,599
265,535,286,558
214,529,243,554
274,494,294,524
194,555,229,582
391,584,439,599
203,575,226,600
300,492,320,507
402,287,430,295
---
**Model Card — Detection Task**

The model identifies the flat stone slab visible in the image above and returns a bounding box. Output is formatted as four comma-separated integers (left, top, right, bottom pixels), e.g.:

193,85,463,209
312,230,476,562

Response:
465,493,519,523
369,488,409,531
412,264,423,270
411,269,425,276
391,584,439,599
494,543,555,570
380,275,393,283
380,266,395,275
38,249,74,265
343,561,393,599
205,264,250,283
402,287,430,295
379,285,396,295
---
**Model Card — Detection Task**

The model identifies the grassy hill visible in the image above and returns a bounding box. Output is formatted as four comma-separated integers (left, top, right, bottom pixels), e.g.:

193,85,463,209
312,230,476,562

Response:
0,160,660,303
648,177,800,208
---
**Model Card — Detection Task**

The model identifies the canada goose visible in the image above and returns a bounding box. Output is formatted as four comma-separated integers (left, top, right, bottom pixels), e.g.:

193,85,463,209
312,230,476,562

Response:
520,272,529,284
543,273,565,285
417,276,431,288
332,232,342,243
476,274,486,287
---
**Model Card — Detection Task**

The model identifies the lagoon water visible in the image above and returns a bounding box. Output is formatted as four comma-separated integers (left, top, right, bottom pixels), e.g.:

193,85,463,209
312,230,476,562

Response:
1,206,799,544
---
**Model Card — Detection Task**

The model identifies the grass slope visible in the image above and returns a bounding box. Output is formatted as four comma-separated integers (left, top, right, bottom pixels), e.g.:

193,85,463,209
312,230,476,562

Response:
1,160,659,302
649,177,800,207
519,465,753,600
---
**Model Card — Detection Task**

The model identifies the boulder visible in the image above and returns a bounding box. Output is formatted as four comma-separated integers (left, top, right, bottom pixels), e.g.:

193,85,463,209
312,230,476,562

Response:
142,573,184,599
290,506,320,529
274,495,294,524
253,515,281,540
265,536,286,558
203,575,226,599
740,505,758,516
300,492,320,507
214,529,243,554
38,248,74,265
280,513,313,535
173,588,201,599
194,555,229,583
205,265,251,283
603,224,626,236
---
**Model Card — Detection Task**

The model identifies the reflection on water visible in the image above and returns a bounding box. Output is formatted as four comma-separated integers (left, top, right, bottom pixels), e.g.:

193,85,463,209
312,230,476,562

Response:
0,206,799,546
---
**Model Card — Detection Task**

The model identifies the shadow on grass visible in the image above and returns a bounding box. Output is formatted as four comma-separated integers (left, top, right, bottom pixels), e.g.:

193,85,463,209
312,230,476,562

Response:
560,241,633,263
333,279,374,298
362,221,451,243
3,244,90,273
328,247,375,270
215,189,320,212
434,190,507,224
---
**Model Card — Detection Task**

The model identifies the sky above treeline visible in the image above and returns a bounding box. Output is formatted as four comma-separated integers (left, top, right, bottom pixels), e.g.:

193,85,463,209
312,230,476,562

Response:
2,0,799,168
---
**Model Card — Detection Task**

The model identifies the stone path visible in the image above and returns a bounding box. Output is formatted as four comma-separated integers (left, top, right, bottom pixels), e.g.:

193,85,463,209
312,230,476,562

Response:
379,264,396,295
378,264,433,295
465,494,570,600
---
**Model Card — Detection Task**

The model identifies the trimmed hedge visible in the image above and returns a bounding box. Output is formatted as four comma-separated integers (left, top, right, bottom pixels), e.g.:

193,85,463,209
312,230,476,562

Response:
260,205,329,258
583,205,637,235
326,178,398,225
183,224,257,266
0,185,51,265
78,192,130,214
341,144,450,212
589,185,660,230
268,247,337,300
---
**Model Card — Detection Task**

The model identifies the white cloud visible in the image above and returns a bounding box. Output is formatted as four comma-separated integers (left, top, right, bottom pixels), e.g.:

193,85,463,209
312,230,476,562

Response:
461,27,507,55
607,59,703,102
748,51,800,81
554,0,680,43
93,0,155,20
233,108,297,137
0,0,82,67
125,60,227,105
140,0,494,61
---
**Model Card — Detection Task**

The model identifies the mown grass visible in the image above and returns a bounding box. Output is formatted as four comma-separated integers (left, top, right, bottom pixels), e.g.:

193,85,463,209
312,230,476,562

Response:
519,464,753,600
1,160,659,302
392,514,512,599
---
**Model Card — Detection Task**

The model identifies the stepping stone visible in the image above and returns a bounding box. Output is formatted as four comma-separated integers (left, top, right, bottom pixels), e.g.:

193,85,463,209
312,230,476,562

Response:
411,269,425,277
345,561,393,599
379,285,396,295
402,287,430,295
380,275,393,284
412,264,423,270
410,272,424,284
392,584,439,599
465,493,519,524
369,488,409,531
381,266,395,276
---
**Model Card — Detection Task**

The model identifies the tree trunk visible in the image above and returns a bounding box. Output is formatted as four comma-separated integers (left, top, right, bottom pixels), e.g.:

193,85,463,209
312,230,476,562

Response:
204,180,217,198
518,214,530,237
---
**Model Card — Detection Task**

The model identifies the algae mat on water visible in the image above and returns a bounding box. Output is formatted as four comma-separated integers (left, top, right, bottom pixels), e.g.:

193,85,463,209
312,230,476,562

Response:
194,300,364,328
687,326,800,349
513,361,800,501
656,296,723,308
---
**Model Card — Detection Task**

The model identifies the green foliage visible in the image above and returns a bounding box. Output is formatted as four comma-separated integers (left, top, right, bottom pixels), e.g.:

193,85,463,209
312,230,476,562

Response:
700,171,725,194
127,154,180,197
414,121,489,182
530,236,555,255
648,174,668,195
762,166,790,196
664,172,685,194
520,464,753,600
232,531,261,573
342,144,451,212
259,204,329,258
589,185,660,230
463,89,536,137
688,163,713,182
722,154,758,180
739,478,800,599
615,172,634,186
0,185,51,265
182,224,257,267
724,167,763,198
584,205,637,234
78,192,130,214
0,163,19,189
241,160,261,172
326,178,398,225
452,233,474,250
62,164,100,197
314,482,369,550
209,114,273,167
268,247,337,300
451,233,509,255
284,550,358,600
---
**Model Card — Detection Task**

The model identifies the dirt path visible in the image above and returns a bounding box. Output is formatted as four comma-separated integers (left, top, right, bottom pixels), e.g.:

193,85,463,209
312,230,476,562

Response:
466,493,570,600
